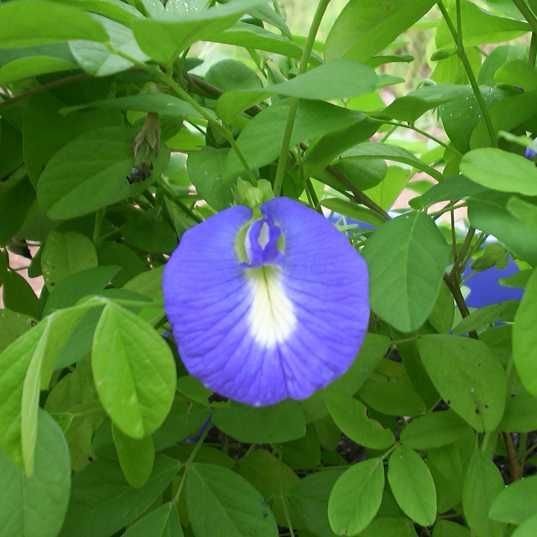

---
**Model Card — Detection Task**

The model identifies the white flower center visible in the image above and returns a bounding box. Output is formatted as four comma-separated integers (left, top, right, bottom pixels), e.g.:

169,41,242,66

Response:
246,266,297,349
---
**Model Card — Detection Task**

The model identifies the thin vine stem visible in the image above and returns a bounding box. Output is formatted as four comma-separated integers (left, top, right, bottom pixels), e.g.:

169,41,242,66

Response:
273,0,332,196
437,0,496,146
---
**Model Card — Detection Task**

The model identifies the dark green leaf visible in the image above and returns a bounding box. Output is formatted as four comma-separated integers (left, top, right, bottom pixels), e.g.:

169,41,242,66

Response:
123,503,184,537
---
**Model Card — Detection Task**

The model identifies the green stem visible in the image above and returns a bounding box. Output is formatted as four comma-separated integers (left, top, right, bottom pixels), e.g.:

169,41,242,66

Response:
273,0,332,196
437,0,496,146
513,0,537,65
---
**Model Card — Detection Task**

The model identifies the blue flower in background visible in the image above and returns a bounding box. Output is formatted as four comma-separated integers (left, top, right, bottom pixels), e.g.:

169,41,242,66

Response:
464,258,523,308
525,146,537,160
163,197,370,406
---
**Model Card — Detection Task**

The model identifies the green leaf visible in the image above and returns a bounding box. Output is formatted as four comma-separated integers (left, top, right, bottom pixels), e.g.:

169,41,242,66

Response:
436,0,528,48
514,269,537,396
0,55,75,84
401,411,469,450
382,84,470,123
360,518,418,537
388,445,437,526
288,470,341,537
325,392,395,450
512,514,537,537
187,147,235,210
501,389,537,433
409,176,486,210
328,458,385,536
321,198,387,228
490,475,537,524
21,305,94,475
463,449,504,537
66,0,143,26
37,126,138,220
237,449,299,525
123,503,184,537
364,166,411,210
363,213,450,332
60,456,180,537
43,265,120,315
209,22,303,60
66,92,204,120
225,100,361,177
433,520,471,537
133,0,266,64
0,309,34,353
360,359,427,417
186,463,278,537
0,411,70,537
41,230,98,291
2,270,40,319
92,302,177,438
213,400,306,443
343,142,444,181
461,148,537,196
468,192,537,265
325,0,436,61
122,209,177,254
418,335,507,432
452,301,517,336
112,424,155,489
0,0,107,47
508,196,537,228
325,333,391,398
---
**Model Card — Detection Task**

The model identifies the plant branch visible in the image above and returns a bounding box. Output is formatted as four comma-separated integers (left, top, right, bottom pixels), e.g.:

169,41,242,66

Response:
273,0,332,196
437,0,496,146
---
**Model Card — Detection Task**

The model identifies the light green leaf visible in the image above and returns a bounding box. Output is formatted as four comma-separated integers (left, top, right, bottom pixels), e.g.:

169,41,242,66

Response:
388,445,437,526
325,0,436,61
501,389,537,433
512,513,537,537
321,198,386,228
433,520,471,537
123,503,184,537
325,392,394,450
0,309,34,353
92,302,176,439
213,401,306,443
186,463,278,537
112,424,155,489
463,449,505,537
490,475,537,524
514,269,537,396
461,148,537,196
418,335,507,432
0,0,107,47
60,456,180,537
41,230,98,291
364,166,411,210
363,213,450,332
401,411,469,450
133,0,266,64
328,458,385,536
70,16,149,76
0,411,70,537
37,126,137,220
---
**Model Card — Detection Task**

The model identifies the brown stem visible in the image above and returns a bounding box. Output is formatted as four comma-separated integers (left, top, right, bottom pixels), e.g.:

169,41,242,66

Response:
503,432,523,481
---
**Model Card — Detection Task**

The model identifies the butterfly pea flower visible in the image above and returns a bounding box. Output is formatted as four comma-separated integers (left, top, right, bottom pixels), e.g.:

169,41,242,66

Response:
525,146,537,160
163,197,370,407
464,258,523,308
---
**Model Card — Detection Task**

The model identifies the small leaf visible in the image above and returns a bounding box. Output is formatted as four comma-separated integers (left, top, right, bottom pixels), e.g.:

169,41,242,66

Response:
463,449,504,537
328,458,385,535
401,411,469,449
186,463,278,537
0,411,71,537
41,230,98,290
461,149,537,196
325,392,394,450
112,424,155,489
213,401,306,444
363,213,450,332
123,503,184,537
489,475,537,525
92,302,177,438
388,445,437,526
418,335,507,432
514,269,537,396
512,513,537,537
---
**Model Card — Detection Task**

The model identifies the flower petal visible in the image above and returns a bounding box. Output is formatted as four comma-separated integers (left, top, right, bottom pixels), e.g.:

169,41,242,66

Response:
163,198,370,406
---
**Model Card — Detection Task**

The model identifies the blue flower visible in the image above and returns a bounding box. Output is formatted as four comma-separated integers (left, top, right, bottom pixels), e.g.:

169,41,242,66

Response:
525,146,537,160
163,197,370,406
464,258,523,308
